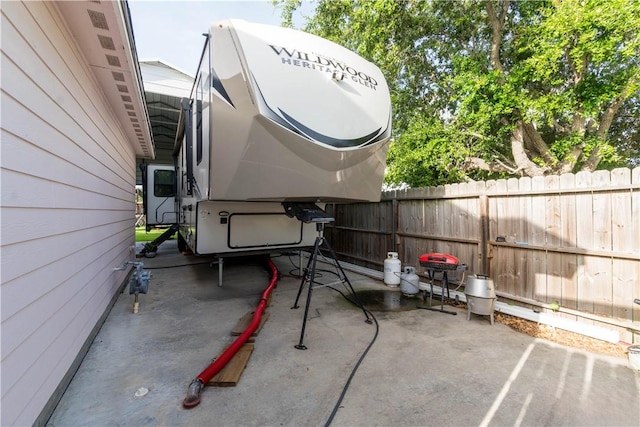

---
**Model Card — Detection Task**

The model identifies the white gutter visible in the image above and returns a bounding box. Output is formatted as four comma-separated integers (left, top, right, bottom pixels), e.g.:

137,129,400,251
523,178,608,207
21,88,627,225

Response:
305,253,621,344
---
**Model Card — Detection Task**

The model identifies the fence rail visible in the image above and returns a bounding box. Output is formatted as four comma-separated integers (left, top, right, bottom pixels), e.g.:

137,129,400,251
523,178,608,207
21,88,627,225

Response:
326,167,640,343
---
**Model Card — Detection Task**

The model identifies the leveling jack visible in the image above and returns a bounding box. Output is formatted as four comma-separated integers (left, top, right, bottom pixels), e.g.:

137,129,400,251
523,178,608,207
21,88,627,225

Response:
137,224,179,258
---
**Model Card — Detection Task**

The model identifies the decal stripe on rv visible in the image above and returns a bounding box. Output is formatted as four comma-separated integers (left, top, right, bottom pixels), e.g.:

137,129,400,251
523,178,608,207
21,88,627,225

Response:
278,109,382,148
211,66,235,108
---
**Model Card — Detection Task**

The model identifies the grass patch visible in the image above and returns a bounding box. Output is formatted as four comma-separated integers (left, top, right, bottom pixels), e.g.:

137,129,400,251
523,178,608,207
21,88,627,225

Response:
135,226,173,242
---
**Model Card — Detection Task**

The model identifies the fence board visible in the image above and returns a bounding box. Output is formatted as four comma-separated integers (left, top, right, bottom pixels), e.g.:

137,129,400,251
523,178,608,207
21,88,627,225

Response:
611,169,636,328
575,171,595,314
545,175,563,306
633,169,640,343
529,176,547,301
592,171,613,317
560,173,578,316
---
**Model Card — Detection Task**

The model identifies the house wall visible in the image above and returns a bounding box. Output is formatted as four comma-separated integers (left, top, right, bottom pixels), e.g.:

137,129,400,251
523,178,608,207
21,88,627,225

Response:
1,2,137,425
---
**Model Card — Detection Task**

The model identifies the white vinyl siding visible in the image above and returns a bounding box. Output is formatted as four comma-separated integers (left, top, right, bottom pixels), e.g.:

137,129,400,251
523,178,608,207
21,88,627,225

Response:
1,2,137,425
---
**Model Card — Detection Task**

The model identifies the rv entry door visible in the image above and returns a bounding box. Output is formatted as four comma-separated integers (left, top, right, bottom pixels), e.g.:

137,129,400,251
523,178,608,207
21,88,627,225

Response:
143,164,177,229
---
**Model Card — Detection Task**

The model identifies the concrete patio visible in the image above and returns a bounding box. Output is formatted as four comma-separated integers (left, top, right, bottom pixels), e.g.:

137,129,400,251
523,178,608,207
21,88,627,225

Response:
47,240,640,426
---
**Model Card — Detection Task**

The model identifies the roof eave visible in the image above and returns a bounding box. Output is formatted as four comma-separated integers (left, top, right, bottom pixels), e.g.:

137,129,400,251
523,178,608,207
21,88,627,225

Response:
56,0,155,159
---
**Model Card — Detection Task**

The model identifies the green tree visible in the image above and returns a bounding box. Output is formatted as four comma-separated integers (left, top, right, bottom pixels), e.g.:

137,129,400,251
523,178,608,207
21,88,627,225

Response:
277,0,640,186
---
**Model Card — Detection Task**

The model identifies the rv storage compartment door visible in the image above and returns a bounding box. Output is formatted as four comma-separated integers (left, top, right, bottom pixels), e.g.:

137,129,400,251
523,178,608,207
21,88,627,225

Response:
194,201,318,254
228,213,302,249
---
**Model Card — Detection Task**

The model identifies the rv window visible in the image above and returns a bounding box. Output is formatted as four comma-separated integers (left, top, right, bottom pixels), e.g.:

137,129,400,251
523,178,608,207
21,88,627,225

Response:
153,169,176,197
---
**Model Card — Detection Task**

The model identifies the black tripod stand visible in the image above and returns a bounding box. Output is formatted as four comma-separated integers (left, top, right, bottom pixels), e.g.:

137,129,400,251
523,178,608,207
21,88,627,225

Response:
291,222,372,350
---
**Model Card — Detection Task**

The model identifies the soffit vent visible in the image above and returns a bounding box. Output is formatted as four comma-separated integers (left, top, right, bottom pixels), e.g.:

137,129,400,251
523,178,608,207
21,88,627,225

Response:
98,35,116,50
106,54,121,67
87,10,108,30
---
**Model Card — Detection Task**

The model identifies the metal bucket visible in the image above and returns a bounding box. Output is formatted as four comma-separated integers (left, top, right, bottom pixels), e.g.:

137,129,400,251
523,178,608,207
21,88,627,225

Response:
466,296,496,316
465,274,496,299
628,345,640,371
465,274,496,324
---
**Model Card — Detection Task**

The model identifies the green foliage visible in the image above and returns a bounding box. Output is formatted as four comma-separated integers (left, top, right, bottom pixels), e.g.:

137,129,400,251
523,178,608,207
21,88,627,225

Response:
135,227,167,242
277,0,640,187
385,118,468,187
274,0,302,28
517,0,640,118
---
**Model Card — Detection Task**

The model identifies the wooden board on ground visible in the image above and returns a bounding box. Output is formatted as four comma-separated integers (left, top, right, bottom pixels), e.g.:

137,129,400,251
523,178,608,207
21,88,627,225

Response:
208,343,254,387
230,311,270,342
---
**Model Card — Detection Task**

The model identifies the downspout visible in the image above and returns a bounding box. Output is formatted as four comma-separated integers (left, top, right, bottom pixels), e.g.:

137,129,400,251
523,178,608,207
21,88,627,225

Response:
182,258,279,408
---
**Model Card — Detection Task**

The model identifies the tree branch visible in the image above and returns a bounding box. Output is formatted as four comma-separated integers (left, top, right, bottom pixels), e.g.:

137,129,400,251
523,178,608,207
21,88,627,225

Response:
584,73,639,172
485,0,509,74
597,93,630,139
462,157,516,174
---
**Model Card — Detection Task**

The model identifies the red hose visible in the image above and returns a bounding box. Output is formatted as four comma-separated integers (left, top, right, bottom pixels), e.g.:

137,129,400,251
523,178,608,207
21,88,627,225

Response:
183,258,279,408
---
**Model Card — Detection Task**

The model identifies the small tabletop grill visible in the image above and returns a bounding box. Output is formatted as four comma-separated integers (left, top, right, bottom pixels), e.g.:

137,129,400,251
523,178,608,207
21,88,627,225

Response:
419,253,459,270
418,253,463,315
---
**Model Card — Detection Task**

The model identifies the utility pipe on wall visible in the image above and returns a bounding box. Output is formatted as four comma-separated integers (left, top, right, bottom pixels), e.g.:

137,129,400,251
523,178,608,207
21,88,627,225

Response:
182,258,279,408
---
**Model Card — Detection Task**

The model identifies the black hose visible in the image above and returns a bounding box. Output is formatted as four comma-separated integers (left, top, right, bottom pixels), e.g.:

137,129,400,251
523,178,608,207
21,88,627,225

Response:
323,286,379,427
144,261,212,269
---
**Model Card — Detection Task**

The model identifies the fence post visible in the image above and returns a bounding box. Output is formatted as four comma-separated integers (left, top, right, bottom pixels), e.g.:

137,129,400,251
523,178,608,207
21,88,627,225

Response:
479,195,490,275
392,197,398,250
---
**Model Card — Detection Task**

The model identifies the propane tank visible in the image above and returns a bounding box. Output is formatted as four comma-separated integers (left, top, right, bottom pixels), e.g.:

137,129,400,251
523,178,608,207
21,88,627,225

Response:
383,252,401,287
400,266,420,296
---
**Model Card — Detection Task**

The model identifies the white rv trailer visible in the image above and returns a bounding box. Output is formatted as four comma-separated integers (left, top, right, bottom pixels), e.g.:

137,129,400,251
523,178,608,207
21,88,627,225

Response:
143,19,392,256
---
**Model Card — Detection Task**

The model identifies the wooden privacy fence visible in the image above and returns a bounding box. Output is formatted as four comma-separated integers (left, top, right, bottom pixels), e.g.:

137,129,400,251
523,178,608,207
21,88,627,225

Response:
325,167,640,343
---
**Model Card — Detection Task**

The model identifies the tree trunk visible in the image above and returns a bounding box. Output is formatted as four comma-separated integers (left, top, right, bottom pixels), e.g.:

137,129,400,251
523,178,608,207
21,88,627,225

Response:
522,122,555,165
511,121,546,176
557,145,583,174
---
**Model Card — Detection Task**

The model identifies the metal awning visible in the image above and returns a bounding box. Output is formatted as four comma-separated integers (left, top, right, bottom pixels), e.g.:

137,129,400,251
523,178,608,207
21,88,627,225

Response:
137,60,193,183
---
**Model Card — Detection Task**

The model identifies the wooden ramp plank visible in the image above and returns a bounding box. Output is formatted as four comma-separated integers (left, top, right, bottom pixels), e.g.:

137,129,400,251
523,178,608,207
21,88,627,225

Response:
208,343,254,387
230,311,270,341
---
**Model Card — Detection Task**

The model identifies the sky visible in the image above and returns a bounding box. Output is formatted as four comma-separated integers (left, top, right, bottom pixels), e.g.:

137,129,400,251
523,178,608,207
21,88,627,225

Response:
128,0,315,75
